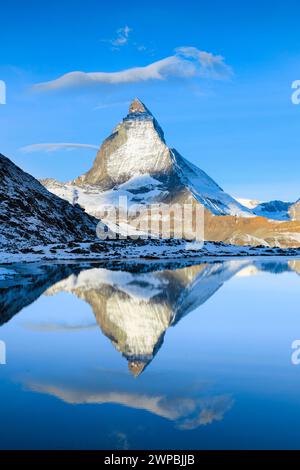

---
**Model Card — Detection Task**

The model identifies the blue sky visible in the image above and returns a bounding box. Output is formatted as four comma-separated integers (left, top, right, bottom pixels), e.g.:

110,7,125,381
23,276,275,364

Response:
0,0,300,201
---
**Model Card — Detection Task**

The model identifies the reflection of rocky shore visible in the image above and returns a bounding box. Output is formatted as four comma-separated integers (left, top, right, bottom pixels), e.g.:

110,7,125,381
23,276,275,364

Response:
0,263,83,325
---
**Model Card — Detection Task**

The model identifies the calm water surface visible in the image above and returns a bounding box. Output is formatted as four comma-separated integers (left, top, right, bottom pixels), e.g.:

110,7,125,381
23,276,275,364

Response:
1,258,300,449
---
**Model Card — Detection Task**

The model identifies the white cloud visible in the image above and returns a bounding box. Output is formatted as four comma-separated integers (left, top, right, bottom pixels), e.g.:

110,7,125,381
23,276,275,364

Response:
176,46,233,79
100,25,132,49
21,321,98,331
111,25,132,47
20,143,99,153
34,47,233,92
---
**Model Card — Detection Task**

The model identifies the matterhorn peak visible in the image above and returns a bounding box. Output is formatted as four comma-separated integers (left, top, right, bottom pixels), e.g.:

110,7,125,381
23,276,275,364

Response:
49,99,253,218
128,97,150,115
124,97,165,142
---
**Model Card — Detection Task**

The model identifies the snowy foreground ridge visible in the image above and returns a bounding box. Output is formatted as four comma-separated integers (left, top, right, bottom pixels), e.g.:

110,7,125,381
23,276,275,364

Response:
0,239,299,265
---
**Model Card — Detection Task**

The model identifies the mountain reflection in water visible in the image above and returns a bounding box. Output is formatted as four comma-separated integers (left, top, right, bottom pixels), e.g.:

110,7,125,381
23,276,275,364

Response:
1,258,300,448
1,258,299,375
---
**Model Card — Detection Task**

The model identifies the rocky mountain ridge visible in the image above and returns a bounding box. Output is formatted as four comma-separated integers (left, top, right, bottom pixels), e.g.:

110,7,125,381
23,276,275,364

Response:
0,153,99,250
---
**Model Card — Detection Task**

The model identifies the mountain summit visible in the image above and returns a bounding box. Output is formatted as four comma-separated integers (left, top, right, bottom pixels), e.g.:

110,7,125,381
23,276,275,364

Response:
50,98,251,218
129,97,151,114
42,99,300,247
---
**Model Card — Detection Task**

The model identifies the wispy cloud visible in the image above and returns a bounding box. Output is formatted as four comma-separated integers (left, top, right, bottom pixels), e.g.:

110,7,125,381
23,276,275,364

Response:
21,321,98,332
100,25,133,50
20,143,99,153
176,47,233,80
111,25,132,47
136,44,147,52
34,47,233,91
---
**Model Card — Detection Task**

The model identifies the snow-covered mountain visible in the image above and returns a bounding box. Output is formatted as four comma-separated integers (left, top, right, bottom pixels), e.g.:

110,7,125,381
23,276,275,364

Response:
253,200,292,220
41,99,300,248
0,153,99,250
43,98,252,219
236,198,261,210
237,197,293,221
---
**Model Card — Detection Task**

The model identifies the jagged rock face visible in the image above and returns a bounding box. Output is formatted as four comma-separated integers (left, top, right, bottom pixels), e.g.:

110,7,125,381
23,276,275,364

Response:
75,99,174,190
0,153,98,249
